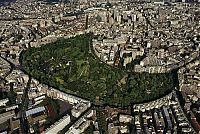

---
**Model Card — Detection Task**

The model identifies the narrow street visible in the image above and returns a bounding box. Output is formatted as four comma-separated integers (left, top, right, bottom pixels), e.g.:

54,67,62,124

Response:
19,76,31,134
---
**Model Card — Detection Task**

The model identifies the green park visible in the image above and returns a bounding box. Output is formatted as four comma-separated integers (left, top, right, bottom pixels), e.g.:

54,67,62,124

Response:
20,33,177,107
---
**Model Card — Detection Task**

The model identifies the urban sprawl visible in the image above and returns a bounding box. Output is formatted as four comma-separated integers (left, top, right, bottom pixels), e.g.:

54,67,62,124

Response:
0,0,200,134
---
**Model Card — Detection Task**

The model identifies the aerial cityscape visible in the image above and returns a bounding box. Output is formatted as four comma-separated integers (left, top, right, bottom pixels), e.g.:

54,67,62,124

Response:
0,0,200,134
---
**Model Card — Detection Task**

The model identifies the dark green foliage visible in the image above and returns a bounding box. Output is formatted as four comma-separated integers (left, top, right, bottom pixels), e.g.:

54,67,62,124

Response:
21,33,176,106
84,124,94,134
96,15,102,22
7,90,17,104
96,108,107,133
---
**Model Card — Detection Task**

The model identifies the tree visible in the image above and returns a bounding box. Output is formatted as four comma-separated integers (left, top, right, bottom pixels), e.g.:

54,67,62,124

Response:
96,15,102,22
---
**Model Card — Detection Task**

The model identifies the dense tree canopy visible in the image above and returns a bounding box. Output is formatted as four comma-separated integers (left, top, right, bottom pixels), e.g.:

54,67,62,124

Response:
21,33,176,107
